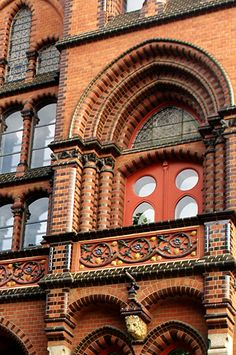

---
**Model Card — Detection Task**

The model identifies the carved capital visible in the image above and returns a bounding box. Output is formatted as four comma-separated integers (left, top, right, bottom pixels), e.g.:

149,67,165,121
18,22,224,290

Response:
82,153,98,168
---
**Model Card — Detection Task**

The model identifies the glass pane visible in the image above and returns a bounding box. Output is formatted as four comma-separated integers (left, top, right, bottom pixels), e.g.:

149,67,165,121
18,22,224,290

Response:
133,202,155,225
2,131,23,154
27,198,48,223
32,124,55,149
175,196,198,219
0,153,20,173
31,147,52,168
24,222,47,247
5,111,23,132
127,0,144,12
0,205,13,227
37,103,57,125
0,227,13,251
134,176,156,197
176,169,199,191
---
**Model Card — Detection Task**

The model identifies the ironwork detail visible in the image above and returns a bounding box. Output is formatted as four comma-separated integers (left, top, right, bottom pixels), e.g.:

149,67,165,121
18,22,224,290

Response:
80,230,197,269
0,260,46,287
37,44,60,75
6,7,32,82
133,107,200,149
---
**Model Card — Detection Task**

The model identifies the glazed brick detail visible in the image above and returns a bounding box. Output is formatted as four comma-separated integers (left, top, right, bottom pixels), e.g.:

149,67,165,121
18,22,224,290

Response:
204,220,231,255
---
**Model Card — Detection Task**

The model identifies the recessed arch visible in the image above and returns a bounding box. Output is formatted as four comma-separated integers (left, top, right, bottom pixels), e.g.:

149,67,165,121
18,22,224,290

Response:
73,326,134,355
141,320,207,355
70,39,233,148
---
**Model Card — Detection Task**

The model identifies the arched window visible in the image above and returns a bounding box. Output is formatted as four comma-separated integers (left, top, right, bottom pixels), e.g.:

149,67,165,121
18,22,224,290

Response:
124,162,202,226
6,7,32,82
0,111,23,173
37,44,60,75
0,204,13,251
132,107,200,149
30,103,56,168
126,0,144,12
23,197,49,248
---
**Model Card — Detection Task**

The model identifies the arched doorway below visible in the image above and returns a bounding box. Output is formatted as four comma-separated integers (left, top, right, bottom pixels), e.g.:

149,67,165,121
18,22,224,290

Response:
0,331,26,354
161,342,193,355
99,345,125,355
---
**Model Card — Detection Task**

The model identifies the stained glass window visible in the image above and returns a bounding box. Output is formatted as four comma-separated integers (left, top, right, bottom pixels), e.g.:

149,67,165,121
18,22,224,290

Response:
30,103,56,168
133,107,200,149
0,111,23,173
37,44,60,75
6,7,32,82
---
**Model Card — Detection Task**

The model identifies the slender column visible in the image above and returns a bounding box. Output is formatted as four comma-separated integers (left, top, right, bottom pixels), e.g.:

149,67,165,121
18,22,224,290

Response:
203,138,215,212
224,117,236,210
97,157,114,230
214,128,225,211
11,196,24,251
17,108,34,174
0,58,7,86
110,170,125,228
79,153,98,232
26,50,37,81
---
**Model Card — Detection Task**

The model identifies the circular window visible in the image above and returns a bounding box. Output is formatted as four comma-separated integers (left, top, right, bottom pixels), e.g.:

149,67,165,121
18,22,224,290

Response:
134,176,156,197
133,203,155,225
176,169,198,191
175,196,198,219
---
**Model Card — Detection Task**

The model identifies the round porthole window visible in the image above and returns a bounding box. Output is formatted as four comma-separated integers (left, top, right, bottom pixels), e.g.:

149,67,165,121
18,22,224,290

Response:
176,169,198,191
175,196,198,219
132,202,155,225
134,176,156,197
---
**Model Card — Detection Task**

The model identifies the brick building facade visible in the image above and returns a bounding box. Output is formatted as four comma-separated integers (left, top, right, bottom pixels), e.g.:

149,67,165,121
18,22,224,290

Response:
0,0,236,354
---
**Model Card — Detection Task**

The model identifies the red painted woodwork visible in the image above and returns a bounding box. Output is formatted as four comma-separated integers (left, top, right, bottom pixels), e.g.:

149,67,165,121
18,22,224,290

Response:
124,161,203,226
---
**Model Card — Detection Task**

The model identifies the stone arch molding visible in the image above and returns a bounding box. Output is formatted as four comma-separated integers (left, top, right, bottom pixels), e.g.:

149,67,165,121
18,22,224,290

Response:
70,38,233,148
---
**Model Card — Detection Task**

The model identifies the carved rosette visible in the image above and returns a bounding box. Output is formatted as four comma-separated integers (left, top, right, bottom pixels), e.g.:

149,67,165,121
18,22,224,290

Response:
79,229,198,269
0,259,46,287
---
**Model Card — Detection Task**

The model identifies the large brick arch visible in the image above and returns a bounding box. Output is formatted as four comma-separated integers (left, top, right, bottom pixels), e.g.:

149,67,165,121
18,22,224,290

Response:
68,293,127,321
139,278,203,309
141,320,207,355
70,39,233,147
0,316,36,354
73,326,134,355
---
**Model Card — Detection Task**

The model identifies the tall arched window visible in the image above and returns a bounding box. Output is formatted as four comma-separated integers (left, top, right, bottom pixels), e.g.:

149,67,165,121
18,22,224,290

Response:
0,204,13,251
6,7,32,82
0,111,23,173
30,103,56,168
23,197,49,248
37,44,60,75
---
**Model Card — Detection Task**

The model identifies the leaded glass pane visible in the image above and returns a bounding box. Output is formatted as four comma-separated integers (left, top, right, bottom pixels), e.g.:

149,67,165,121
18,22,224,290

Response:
6,8,32,82
37,45,60,75
133,107,200,149
0,204,13,251
23,198,48,248
0,111,23,173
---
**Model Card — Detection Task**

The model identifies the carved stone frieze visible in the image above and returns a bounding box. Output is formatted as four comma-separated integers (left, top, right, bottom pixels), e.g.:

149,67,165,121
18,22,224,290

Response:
51,149,80,162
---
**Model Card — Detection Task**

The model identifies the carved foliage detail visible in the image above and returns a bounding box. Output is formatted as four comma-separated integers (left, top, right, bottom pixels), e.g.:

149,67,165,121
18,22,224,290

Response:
0,260,46,287
80,230,197,269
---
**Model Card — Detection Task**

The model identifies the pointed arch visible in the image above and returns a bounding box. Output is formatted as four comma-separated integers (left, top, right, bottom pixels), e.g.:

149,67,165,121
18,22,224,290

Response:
141,321,207,355
70,39,233,148
73,326,134,355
